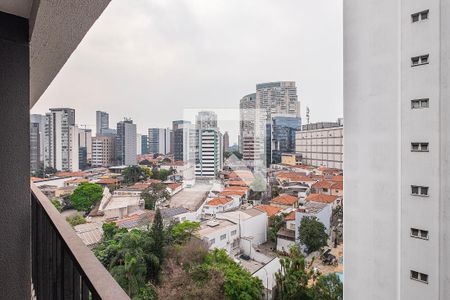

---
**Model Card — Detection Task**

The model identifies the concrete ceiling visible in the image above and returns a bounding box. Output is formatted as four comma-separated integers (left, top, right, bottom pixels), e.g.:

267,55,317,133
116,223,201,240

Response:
0,0,33,18
29,0,111,107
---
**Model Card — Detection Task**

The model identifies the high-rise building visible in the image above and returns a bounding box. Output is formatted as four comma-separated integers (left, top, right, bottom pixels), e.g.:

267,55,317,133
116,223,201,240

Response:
136,134,142,155
141,135,149,154
345,2,450,299
194,111,223,178
173,120,190,161
30,122,40,173
78,128,92,166
96,111,109,134
223,131,230,153
256,81,300,118
148,128,171,155
92,135,116,167
116,119,137,166
195,128,223,178
295,120,343,169
196,111,218,129
239,93,267,168
31,114,45,163
44,108,79,171
269,115,301,165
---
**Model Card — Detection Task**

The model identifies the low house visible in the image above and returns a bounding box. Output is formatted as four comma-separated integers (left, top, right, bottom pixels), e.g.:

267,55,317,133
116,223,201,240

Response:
74,222,103,249
218,189,247,202
276,211,297,252
160,206,197,226
54,186,76,198
202,197,237,217
195,219,240,253
217,209,268,246
114,210,155,230
295,201,333,236
166,182,183,196
98,187,144,219
96,178,121,188
311,180,343,197
270,194,299,209
305,193,341,208
254,205,282,219
64,178,88,187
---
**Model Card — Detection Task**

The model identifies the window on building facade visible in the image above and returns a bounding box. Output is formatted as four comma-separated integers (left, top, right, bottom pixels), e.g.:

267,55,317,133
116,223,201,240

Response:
410,270,429,284
411,54,429,66
411,185,429,196
220,234,226,240
410,228,429,240
231,230,237,236
412,10,429,22
411,98,429,109
210,238,215,245
411,142,429,152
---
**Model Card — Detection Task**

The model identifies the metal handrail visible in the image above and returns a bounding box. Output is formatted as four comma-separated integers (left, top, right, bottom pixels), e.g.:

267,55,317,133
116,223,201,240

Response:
31,183,130,300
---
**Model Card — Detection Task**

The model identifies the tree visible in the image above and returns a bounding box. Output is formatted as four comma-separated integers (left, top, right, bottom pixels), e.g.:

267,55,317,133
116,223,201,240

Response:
151,169,171,181
45,166,58,175
162,158,171,163
66,213,86,227
51,198,62,211
149,209,164,282
275,247,313,300
70,182,103,212
123,166,152,184
111,252,147,298
268,214,285,244
141,183,170,210
204,249,264,300
298,216,328,254
169,221,200,245
139,159,153,166
310,273,343,300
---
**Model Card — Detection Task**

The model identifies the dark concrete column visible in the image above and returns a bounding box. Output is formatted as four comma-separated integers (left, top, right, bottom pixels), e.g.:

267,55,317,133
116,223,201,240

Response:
0,11,30,300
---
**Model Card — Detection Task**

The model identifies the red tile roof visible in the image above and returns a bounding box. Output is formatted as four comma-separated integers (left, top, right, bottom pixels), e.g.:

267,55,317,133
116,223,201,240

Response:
206,197,232,206
271,194,298,205
276,172,313,182
65,178,89,184
55,171,87,177
254,205,282,217
96,178,120,185
218,190,246,197
223,186,249,192
306,193,338,204
332,175,343,182
312,180,335,189
226,180,250,187
166,183,182,191
332,181,343,190
284,211,296,221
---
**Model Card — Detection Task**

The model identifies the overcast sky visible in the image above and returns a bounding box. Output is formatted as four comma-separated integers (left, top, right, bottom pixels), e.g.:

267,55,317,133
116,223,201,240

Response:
31,0,343,144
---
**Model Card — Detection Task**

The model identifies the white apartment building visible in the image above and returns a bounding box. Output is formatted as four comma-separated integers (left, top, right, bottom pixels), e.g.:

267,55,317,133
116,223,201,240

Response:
195,128,223,178
78,128,92,161
345,1,450,300
295,121,343,169
92,135,115,167
44,108,79,171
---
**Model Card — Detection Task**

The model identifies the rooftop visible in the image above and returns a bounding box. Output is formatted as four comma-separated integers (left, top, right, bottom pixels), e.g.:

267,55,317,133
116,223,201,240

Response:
254,205,282,217
306,193,338,204
196,219,237,237
160,206,189,219
271,194,298,205
169,182,211,211
206,197,232,206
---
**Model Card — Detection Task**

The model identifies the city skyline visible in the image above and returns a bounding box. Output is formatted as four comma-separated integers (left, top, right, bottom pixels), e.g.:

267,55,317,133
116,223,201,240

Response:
30,0,343,143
